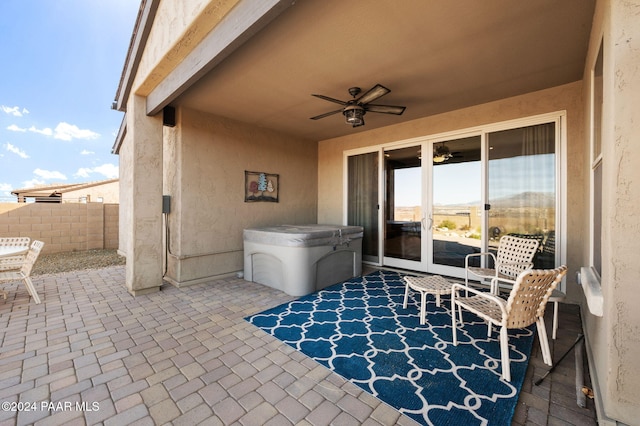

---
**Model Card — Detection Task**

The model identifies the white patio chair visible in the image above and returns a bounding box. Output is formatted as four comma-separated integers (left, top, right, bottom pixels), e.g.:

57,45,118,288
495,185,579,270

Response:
0,240,44,304
0,237,31,272
451,265,567,382
465,235,540,294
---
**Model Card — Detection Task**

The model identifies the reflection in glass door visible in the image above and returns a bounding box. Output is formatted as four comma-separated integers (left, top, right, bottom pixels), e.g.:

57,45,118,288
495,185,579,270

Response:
487,123,557,269
383,146,423,269
430,136,482,275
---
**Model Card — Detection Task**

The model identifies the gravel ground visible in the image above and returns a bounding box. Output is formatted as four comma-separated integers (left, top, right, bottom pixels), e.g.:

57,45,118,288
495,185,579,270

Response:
32,249,126,276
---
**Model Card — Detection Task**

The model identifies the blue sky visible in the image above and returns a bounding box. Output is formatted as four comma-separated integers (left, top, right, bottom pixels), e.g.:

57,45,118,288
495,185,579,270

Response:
0,1,139,201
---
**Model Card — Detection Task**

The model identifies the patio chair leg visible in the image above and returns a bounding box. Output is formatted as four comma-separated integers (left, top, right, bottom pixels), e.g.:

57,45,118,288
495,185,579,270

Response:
552,301,559,339
23,277,41,304
536,318,552,366
500,326,511,382
451,302,458,346
402,281,409,309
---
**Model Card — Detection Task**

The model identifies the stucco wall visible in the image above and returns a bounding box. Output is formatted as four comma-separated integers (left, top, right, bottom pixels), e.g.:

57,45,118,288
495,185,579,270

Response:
318,82,585,294
117,130,133,258
134,0,239,97
163,107,318,285
580,0,640,423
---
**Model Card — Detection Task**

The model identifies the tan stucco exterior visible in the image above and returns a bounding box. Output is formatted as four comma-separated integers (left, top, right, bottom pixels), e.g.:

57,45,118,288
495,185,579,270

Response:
114,0,639,423
578,0,640,421
161,107,317,286
135,0,239,97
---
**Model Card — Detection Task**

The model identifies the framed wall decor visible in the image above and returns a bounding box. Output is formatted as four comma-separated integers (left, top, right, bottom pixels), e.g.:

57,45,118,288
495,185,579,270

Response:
245,171,279,202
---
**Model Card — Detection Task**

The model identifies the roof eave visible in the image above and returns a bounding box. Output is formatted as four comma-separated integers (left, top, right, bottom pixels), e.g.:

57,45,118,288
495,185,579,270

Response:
111,115,127,155
112,0,160,113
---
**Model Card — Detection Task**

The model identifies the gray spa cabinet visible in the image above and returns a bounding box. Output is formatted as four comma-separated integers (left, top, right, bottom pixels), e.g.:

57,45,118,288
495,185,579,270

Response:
243,224,363,296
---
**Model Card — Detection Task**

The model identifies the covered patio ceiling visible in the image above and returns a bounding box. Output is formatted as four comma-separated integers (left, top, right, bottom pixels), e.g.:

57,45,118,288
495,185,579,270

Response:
173,0,595,142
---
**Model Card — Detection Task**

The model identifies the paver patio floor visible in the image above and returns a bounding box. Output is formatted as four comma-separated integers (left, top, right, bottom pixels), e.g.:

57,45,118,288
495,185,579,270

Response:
0,266,597,425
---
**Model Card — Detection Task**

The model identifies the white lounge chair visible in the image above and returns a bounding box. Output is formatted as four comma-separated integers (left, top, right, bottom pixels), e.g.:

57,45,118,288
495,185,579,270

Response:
0,240,44,304
451,266,567,381
465,235,540,294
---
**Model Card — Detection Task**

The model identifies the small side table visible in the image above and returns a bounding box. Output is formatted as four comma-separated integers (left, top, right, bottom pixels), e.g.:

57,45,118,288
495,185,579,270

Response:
403,275,453,325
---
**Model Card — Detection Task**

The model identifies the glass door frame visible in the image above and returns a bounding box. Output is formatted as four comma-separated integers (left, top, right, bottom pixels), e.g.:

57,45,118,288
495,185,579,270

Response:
343,111,566,287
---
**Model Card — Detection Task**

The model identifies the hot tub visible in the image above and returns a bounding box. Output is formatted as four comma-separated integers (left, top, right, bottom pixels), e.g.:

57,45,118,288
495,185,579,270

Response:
243,224,363,296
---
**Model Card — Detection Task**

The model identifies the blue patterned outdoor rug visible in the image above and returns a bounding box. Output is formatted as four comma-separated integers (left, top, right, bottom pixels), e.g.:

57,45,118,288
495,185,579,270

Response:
246,270,534,425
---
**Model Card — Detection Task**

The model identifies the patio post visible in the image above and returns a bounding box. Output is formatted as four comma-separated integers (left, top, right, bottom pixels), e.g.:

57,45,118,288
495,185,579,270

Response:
121,94,164,295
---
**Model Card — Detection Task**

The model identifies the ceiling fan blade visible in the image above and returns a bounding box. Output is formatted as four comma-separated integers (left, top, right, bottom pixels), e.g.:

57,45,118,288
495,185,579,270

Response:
356,84,390,105
311,94,347,105
310,109,343,120
365,104,406,115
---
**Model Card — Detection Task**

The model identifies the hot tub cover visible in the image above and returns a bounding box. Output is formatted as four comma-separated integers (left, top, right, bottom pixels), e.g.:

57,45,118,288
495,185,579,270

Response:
243,224,363,248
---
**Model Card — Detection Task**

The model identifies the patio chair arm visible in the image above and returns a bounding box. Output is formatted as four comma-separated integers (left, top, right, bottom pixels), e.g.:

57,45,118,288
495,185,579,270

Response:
498,261,534,268
451,283,508,317
464,251,497,268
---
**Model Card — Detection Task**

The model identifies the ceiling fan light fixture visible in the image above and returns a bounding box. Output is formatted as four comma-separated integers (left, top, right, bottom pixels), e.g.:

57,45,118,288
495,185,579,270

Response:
343,105,365,127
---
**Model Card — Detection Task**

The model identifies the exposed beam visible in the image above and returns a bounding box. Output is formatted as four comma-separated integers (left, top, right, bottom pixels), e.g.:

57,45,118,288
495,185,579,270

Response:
145,0,293,116
114,0,160,112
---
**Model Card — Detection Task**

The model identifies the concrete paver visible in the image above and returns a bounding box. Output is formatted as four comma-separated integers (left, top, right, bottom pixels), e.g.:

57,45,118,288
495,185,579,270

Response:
0,265,598,425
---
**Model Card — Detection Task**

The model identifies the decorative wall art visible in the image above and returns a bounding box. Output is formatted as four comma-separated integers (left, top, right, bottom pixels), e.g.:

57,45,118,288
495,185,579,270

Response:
245,171,279,202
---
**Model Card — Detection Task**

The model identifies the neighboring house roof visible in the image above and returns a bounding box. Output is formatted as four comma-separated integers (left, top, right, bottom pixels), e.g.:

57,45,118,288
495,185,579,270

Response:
11,179,119,199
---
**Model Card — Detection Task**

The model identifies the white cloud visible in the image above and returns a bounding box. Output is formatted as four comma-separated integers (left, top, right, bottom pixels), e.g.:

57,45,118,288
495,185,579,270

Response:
21,178,45,189
80,149,95,155
0,183,13,201
5,143,29,159
29,126,53,136
1,105,27,117
75,163,118,179
7,124,26,132
33,168,67,181
54,122,99,141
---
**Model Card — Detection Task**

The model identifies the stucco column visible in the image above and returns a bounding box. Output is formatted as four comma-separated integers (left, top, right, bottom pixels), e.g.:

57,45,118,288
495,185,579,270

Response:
602,1,640,422
124,94,164,295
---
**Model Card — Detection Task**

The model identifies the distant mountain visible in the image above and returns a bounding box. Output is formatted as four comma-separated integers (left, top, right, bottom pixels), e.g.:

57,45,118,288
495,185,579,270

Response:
490,192,555,208
436,192,555,208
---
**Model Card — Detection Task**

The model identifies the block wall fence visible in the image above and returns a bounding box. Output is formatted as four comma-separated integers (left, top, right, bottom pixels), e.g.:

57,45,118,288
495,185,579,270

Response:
0,202,119,253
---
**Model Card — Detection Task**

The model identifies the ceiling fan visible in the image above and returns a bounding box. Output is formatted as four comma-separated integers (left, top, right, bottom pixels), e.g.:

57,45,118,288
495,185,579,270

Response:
310,84,406,128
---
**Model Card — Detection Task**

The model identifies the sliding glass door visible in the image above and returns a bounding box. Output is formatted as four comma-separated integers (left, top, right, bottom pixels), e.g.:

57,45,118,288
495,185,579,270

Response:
345,115,561,276
486,123,557,269
428,136,482,276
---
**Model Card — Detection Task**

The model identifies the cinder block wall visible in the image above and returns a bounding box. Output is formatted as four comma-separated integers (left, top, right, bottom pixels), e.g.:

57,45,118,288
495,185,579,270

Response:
0,202,119,253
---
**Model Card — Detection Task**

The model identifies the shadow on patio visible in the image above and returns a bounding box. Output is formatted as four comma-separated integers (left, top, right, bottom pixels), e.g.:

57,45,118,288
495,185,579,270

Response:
0,266,597,425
